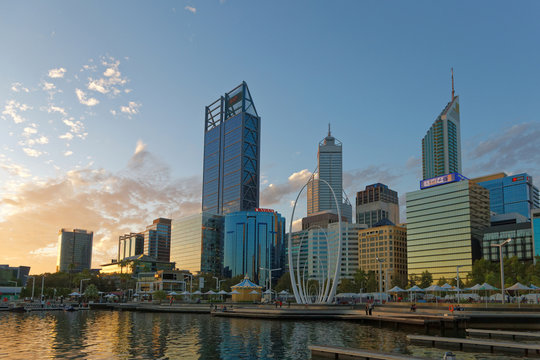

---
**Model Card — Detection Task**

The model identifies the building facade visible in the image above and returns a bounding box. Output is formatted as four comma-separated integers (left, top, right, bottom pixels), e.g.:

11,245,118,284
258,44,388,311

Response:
202,82,260,215
356,183,399,227
533,209,540,258
118,232,144,262
307,127,352,222
473,172,539,220
0,265,31,286
100,254,175,275
422,77,461,180
144,218,172,262
170,212,224,275
56,229,93,272
358,224,407,289
223,209,285,286
406,179,490,282
301,210,347,230
482,222,534,262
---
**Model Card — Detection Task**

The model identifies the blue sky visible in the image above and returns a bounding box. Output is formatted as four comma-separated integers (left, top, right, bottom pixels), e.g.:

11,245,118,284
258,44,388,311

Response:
1,1,539,273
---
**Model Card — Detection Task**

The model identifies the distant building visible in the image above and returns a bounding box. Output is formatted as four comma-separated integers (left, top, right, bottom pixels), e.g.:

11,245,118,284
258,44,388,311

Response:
100,254,175,275
118,233,144,261
223,209,285,286
136,269,191,295
422,70,461,180
482,222,533,262
472,172,539,220
532,209,540,258
170,212,224,276
356,183,399,227
358,222,407,288
307,126,352,222
56,229,93,272
202,82,260,215
144,218,172,262
0,265,30,286
406,179,490,281
301,210,347,230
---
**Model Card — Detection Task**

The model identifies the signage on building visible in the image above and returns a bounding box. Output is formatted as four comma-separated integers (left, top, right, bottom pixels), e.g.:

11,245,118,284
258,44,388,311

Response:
255,208,274,213
420,172,467,190
228,91,243,106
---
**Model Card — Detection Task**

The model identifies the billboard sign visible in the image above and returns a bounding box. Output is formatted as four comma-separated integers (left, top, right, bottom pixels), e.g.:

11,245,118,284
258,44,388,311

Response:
420,172,466,190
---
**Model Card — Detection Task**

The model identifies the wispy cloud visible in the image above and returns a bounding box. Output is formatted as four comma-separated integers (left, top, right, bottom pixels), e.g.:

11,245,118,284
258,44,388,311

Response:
63,118,87,139
184,5,197,14
85,56,128,96
45,104,67,116
22,148,44,157
2,100,32,124
64,150,73,157
48,67,66,78
11,82,29,93
120,101,141,117
75,88,99,107
0,155,31,178
260,169,312,206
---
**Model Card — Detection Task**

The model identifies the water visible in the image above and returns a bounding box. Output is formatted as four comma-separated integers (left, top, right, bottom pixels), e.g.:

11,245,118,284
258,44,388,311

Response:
0,311,526,359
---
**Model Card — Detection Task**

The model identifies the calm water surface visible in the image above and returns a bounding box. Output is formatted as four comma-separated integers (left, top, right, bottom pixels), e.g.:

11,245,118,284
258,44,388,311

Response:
0,311,525,359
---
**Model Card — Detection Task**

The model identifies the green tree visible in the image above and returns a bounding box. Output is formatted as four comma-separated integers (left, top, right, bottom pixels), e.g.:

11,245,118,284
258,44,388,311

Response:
366,271,377,292
391,273,408,289
152,290,167,304
220,274,244,292
437,276,447,286
337,278,358,293
274,272,292,293
84,284,99,300
408,274,420,287
419,270,433,289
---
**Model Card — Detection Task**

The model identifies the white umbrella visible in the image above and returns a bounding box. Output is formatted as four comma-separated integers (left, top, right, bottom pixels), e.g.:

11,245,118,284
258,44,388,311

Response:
168,291,179,296
263,289,273,295
217,290,228,295
506,282,531,291
205,290,216,295
132,293,139,297
424,285,444,292
192,290,202,295
408,285,424,292
278,290,289,295
388,286,406,293
229,290,240,295
180,291,190,296
69,292,81,296
249,290,260,295
441,283,453,290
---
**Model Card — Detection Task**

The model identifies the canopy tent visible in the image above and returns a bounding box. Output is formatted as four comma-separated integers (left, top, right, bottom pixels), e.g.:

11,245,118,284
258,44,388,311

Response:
529,284,540,290
69,292,81,296
168,291,179,296
231,275,262,302
263,289,273,295
424,285,444,292
192,290,202,295
441,283,453,290
466,284,482,291
407,285,424,292
388,286,406,293
229,290,240,295
278,290,290,295
217,290,228,295
204,290,217,295
506,282,532,291
180,291,191,296
478,283,498,291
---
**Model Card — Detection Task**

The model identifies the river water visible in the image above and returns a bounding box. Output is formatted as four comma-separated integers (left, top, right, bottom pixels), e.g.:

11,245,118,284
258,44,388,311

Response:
0,311,524,359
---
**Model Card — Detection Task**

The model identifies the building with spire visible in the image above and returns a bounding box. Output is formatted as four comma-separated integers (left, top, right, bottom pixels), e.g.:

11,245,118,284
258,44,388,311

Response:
422,69,462,180
202,82,260,215
307,125,352,222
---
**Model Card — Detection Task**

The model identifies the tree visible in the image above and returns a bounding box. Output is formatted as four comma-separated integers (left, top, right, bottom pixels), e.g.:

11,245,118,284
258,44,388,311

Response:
366,271,377,292
84,284,99,300
437,276,447,286
274,272,292,293
408,274,420,288
391,273,408,289
152,290,167,304
337,278,357,293
220,274,244,292
419,270,433,289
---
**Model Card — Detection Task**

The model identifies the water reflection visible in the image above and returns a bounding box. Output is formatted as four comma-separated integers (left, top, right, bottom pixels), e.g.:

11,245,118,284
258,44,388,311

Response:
0,311,524,359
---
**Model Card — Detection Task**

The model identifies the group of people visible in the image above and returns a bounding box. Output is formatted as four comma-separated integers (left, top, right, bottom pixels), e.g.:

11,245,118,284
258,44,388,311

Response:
364,302,375,315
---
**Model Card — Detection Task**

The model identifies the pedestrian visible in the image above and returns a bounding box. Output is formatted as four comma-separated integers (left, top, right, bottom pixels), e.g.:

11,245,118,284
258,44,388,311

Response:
368,302,374,316
365,303,369,315
274,300,278,309
279,301,282,308
169,297,173,306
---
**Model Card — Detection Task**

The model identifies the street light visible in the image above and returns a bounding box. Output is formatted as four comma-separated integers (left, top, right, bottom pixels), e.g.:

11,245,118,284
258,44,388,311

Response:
80,278,90,294
385,268,393,293
25,276,35,301
491,238,512,304
212,276,219,291
184,274,193,293
7,280,17,286
376,257,385,301
260,267,282,302
456,265,464,305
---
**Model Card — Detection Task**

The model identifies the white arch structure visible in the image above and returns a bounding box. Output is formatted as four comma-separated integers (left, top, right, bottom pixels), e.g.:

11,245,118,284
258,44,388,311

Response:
288,171,343,304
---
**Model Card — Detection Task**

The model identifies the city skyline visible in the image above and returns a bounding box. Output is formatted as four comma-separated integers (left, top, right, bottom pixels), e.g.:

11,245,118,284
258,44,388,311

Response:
1,1,539,273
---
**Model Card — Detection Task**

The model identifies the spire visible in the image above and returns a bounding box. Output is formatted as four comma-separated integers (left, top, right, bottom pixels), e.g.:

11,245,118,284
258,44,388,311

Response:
451,67,455,101
328,123,331,137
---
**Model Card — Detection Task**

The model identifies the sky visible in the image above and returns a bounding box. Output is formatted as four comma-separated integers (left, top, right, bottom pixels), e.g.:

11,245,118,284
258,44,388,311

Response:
1,1,539,274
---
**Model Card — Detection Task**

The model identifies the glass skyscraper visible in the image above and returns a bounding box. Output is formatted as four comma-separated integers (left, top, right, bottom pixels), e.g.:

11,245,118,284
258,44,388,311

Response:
532,209,540,258
307,127,352,222
406,180,490,281
473,172,539,220
223,209,285,286
170,213,224,275
144,218,172,262
56,229,93,272
202,82,260,215
422,82,461,180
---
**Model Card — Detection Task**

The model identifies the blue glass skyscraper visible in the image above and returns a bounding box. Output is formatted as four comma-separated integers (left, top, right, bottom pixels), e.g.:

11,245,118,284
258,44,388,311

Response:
202,82,260,215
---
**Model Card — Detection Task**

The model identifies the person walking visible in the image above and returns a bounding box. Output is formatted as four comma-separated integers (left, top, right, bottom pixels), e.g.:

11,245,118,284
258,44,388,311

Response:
365,303,369,315
368,302,374,316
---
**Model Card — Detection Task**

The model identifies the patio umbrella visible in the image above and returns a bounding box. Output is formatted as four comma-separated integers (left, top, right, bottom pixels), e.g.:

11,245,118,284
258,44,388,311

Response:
132,293,139,297
263,289,273,295
477,283,498,308
192,290,202,295
205,290,216,295
180,291,190,296
466,284,482,291
249,290,259,295
388,286,406,293
507,282,532,308
424,285,444,292
229,290,240,295
278,290,289,295
69,292,81,296
407,285,424,302
217,290,228,295
441,283,453,290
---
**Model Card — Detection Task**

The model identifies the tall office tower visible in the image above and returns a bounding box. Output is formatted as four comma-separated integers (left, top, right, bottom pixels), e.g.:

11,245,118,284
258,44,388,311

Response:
56,229,93,272
307,126,352,222
532,209,540,258
472,173,539,220
118,233,144,262
144,218,172,262
356,183,399,227
358,223,407,289
223,209,286,286
170,212,224,275
202,82,260,215
407,177,490,282
422,70,462,180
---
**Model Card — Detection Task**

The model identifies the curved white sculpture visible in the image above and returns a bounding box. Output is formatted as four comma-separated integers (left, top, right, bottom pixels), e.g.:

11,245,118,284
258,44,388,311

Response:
288,171,342,304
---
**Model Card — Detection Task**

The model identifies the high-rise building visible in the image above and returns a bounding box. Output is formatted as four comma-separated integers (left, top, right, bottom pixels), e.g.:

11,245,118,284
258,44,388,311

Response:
406,177,490,282
170,212,224,275
532,209,540,258
356,183,399,227
301,210,347,230
472,172,539,220
56,229,93,272
223,209,285,286
358,223,407,289
118,233,144,262
307,126,352,222
0,265,31,286
144,218,172,262
422,70,461,180
202,82,260,215
482,222,534,262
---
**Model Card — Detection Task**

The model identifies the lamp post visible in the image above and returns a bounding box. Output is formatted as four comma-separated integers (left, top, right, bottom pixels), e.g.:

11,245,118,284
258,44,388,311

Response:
25,276,35,301
376,257,384,301
80,278,90,294
491,238,512,304
385,268,393,293
8,280,17,286
184,274,193,293
40,275,45,300
456,265,464,305
260,267,282,302
213,276,219,291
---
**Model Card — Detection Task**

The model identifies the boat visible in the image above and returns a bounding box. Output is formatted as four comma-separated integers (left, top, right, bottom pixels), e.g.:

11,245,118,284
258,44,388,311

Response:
64,305,77,312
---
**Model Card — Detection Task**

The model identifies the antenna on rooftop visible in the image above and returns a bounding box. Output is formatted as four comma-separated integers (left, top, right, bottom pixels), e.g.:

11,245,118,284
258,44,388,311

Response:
451,68,455,101
328,123,331,137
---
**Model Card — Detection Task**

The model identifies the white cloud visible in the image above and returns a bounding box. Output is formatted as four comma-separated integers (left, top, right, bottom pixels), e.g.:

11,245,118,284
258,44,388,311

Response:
110,110,117,116
86,56,128,96
2,100,32,124
11,82,29,93
59,132,74,140
0,157,31,178
46,105,67,116
134,139,146,155
29,243,57,257
64,150,73,157
23,127,38,136
48,68,66,78
75,88,99,107
23,148,43,157
42,82,55,91
185,5,197,13
63,118,86,139
35,136,49,145
120,101,141,116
